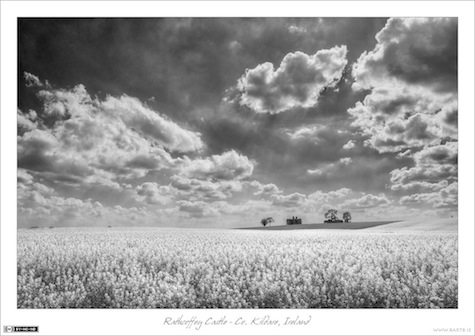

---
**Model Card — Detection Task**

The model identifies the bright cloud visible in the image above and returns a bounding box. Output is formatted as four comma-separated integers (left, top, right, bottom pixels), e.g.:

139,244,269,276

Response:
235,45,348,114
347,18,458,217
389,142,458,193
17,170,156,227
352,18,457,93
24,71,49,88
342,140,355,150
399,182,458,209
170,175,242,200
270,192,307,208
18,79,204,187
134,182,174,205
342,193,391,209
179,150,254,181
350,18,457,154
16,18,458,228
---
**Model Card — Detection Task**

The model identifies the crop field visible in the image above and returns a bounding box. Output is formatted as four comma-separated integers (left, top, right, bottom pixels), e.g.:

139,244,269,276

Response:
17,228,458,309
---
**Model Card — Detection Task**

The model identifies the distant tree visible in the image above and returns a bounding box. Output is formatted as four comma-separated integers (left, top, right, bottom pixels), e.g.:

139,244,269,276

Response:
343,212,352,223
261,217,274,227
324,209,338,222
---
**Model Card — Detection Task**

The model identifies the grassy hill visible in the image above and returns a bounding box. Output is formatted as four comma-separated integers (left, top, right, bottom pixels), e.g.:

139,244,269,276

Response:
239,221,399,231
363,218,457,232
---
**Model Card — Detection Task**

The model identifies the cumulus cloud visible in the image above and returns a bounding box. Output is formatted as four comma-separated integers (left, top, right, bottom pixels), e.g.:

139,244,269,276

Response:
308,188,351,203
389,142,457,192
413,142,458,165
390,165,457,187
307,168,323,175
170,175,242,200
36,84,203,152
346,18,458,217
342,140,355,150
134,182,174,205
339,157,352,165
352,18,457,93
266,188,395,220
176,200,220,218
365,113,444,153
287,25,307,35
248,181,282,196
213,200,273,216
390,180,449,193
306,157,354,177
174,199,275,221
286,125,326,141
349,18,458,154
285,124,352,164
179,150,254,181
399,182,457,209
17,109,38,133
24,71,49,88
348,90,457,153
18,76,204,187
270,192,307,208
17,172,157,227
100,95,204,153
342,193,391,209
235,45,348,114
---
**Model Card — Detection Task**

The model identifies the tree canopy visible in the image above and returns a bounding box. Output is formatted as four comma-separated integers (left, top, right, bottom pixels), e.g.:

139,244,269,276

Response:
343,211,352,222
261,217,274,227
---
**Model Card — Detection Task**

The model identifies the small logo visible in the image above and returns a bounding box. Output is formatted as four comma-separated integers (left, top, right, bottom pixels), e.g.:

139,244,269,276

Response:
3,326,38,333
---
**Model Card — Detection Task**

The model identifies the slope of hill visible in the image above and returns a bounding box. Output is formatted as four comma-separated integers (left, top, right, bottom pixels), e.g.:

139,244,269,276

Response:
239,221,399,231
363,218,457,232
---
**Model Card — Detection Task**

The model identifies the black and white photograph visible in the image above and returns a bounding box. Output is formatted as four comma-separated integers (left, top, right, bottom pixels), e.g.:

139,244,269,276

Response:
2,1,474,335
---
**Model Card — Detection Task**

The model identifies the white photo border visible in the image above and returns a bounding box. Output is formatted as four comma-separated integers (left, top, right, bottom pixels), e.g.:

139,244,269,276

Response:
1,1,474,336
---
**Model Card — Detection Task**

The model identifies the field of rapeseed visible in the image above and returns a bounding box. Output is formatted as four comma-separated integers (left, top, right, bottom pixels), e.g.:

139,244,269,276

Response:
17,228,457,308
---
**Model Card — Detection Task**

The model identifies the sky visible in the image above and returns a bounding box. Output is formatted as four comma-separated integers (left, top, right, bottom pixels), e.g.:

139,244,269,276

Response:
17,18,458,228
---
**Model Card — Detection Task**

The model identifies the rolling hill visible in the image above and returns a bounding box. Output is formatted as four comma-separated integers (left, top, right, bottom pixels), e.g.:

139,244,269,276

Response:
238,218,457,232
239,221,399,231
362,218,457,232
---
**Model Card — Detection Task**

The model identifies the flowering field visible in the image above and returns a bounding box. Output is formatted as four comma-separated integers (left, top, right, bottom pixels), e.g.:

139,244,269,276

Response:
17,228,457,308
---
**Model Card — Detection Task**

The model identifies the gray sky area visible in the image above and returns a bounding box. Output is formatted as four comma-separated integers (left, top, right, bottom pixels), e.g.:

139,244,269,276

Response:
17,18,458,228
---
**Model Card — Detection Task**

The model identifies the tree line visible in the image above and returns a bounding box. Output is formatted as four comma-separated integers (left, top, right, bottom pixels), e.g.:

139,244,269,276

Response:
260,210,352,227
